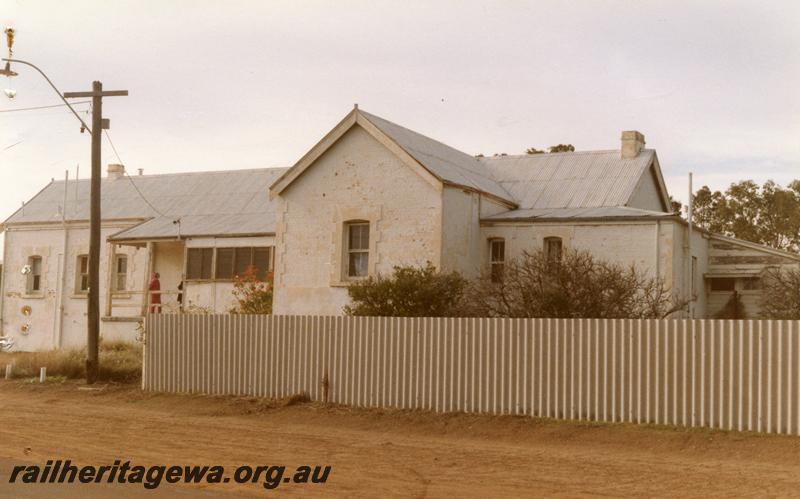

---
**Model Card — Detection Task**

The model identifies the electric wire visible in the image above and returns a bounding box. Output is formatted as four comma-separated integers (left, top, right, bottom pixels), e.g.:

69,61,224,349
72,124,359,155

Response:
0,100,91,113
102,130,168,218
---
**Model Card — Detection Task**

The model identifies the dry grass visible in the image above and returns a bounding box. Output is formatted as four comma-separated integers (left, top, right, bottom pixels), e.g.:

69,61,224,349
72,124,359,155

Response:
283,391,311,406
0,340,141,383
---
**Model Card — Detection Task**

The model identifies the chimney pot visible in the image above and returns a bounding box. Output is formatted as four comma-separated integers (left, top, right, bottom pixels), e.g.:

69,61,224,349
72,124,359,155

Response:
137,168,144,176
107,163,125,180
621,131,645,159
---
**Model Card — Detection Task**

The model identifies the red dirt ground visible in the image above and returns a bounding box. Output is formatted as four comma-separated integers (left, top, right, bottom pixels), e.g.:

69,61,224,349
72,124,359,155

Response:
1,380,799,497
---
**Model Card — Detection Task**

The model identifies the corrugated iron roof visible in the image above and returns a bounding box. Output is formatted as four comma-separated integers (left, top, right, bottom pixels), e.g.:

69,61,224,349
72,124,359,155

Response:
360,111,516,204
478,150,656,210
3,168,288,240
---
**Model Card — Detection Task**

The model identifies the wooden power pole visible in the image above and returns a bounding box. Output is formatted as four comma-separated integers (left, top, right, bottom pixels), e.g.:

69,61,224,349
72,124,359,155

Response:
64,82,128,383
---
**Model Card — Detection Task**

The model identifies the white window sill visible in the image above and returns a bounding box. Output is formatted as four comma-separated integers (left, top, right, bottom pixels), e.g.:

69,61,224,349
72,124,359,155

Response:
21,294,45,300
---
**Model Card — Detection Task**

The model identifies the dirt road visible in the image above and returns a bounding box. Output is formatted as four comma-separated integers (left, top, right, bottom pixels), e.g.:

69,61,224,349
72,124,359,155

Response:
0,380,799,497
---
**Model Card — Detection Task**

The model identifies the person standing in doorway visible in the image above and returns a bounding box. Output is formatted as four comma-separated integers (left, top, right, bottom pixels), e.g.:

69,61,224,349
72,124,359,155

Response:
149,272,162,313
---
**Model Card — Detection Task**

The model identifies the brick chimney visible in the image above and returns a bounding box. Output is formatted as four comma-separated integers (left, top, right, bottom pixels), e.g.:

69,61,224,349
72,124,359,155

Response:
107,163,125,180
621,131,645,159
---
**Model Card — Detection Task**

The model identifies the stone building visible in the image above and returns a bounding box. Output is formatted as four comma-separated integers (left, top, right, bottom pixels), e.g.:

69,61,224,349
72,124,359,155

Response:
0,167,283,351
269,107,800,317
1,107,797,350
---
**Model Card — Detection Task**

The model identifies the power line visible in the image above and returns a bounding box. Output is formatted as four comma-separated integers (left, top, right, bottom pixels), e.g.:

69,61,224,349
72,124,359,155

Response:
0,100,91,113
0,140,23,153
102,130,168,218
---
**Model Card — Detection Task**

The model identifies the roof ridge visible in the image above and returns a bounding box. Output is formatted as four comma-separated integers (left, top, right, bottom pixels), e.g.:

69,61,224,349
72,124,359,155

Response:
45,166,290,184
358,110,515,203
479,149,655,160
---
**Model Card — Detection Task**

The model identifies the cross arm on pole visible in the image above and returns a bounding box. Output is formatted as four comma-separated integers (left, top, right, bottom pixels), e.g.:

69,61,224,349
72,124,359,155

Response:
64,90,129,98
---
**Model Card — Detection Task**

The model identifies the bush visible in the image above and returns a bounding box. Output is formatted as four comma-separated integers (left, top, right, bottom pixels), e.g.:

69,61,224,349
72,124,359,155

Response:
462,249,687,319
230,266,274,314
714,291,747,319
760,267,800,319
0,340,141,383
344,263,467,317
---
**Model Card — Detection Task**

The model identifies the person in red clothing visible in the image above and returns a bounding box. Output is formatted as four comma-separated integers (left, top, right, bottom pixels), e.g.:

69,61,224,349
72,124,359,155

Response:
149,272,162,313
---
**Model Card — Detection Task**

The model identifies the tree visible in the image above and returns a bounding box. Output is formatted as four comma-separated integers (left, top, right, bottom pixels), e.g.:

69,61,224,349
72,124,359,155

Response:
668,195,683,215
461,249,687,319
229,266,274,314
692,180,800,252
526,147,545,155
344,264,467,317
759,267,800,319
548,144,575,153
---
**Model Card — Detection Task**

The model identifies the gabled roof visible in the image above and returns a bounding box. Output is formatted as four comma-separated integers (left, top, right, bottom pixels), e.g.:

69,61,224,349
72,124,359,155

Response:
358,111,515,203
270,108,671,216
269,108,517,206
3,168,288,240
478,150,669,211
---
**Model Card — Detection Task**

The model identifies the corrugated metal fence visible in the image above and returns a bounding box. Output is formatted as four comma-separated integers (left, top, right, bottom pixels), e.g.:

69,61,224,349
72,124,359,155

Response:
144,315,800,434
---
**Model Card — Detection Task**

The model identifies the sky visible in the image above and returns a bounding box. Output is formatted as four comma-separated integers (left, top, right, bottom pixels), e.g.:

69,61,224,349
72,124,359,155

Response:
1,0,798,257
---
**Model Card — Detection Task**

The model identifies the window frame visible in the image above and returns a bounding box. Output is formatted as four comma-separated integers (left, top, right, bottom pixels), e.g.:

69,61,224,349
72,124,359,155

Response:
113,254,128,292
345,221,370,279
76,254,89,294
544,236,563,265
26,255,43,294
488,238,505,283
186,247,214,281
187,247,273,282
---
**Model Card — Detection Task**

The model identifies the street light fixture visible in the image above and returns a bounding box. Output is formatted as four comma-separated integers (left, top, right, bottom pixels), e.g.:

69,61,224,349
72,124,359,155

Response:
2,28,16,98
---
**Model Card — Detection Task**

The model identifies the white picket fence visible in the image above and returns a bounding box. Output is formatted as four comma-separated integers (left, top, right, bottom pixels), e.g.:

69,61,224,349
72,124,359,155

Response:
143,315,800,434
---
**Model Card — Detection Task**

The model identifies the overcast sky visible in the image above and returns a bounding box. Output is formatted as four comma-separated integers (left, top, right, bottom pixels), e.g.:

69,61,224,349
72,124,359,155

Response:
1,0,798,256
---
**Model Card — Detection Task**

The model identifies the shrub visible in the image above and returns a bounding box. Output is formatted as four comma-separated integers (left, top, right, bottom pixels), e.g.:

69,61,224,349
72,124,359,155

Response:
760,267,800,319
230,266,274,314
461,249,687,319
344,263,467,317
714,291,747,319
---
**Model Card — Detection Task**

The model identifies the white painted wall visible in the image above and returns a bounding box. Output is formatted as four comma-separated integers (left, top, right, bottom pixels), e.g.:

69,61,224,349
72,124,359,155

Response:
273,124,443,315
0,223,148,351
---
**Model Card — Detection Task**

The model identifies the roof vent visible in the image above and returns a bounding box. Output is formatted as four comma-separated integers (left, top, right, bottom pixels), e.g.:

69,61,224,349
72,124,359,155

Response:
621,131,645,159
107,163,125,180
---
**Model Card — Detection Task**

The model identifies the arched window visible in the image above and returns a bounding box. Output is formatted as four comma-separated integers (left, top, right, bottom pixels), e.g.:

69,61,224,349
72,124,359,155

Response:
26,256,42,294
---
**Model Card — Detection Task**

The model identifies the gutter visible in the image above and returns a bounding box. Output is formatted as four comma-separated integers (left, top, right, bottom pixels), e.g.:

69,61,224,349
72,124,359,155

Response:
481,214,681,225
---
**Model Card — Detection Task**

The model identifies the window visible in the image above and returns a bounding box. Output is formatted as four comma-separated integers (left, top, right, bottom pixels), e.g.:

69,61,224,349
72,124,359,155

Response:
710,277,735,292
114,255,128,291
76,255,89,293
741,277,761,290
208,247,272,281
186,248,213,280
26,256,42,294
252,247,272,280
346,222,370,278
489,239,505,282
544,237,563,264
